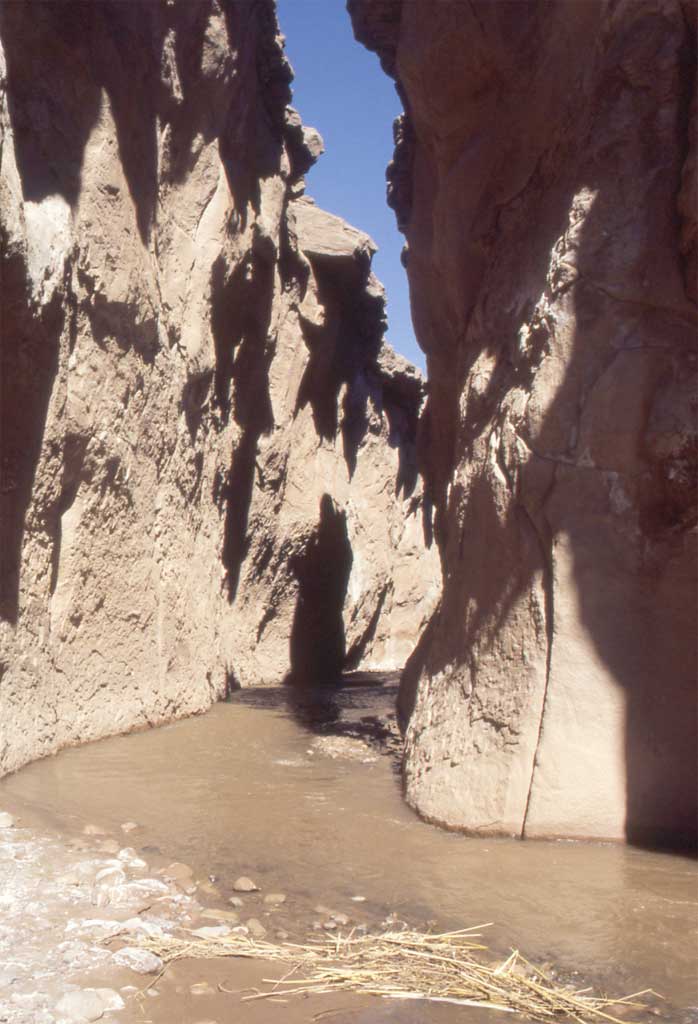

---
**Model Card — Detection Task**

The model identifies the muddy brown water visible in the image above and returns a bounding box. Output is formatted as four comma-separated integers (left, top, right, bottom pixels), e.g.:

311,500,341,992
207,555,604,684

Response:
1,678,697,1023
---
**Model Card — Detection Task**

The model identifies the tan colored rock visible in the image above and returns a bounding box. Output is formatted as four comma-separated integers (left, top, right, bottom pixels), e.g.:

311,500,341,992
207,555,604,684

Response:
161,863,194,884
0,1,439,778
232,876,258,893
263,892,286,905
245,917,267,938
199,908,240,922
292,196,377,263
350,0,697,847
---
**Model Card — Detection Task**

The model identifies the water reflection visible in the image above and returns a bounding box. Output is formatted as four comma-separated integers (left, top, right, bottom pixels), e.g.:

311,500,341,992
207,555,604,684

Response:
233,671,401,739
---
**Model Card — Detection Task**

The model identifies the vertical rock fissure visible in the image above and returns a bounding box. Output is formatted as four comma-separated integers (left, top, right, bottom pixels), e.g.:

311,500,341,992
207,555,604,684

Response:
519,503,555,839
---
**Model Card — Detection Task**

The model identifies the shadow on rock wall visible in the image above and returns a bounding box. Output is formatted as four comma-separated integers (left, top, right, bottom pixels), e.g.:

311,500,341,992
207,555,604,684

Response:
0,1,167,241
0,0,263,239
212,243,276,603
296,250,384,479
392,0,697,849
0,250,64,624
0,0,290,620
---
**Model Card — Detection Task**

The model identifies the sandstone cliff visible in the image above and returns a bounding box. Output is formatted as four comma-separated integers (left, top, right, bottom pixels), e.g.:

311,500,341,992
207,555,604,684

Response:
0,0,439,777
350,0,697,846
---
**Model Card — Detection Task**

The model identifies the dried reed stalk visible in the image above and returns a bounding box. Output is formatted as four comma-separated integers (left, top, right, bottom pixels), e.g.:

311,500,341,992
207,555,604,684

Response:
132,925,654,1023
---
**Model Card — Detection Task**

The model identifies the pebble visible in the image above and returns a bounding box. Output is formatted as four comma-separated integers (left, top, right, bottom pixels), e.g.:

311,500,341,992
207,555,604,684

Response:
233,876,258,892
245,917,267,938
120,821,139,833
65,919,121,940
275,929,290,941
322,920,338,931
162,864,197,893
332,912,350,926
93,989,125,1012
108,877,170,903
118,847,146,868
95,867,126,885
192,924,232,939
83,825,107,837
113,946,164,974
228,896,244,908
0,812,15,829
54,989,106,1021
263,892,286,906
161,861,193,882
197,880,221,898
350,895,367,902
200,908,240,923
190,982,216,996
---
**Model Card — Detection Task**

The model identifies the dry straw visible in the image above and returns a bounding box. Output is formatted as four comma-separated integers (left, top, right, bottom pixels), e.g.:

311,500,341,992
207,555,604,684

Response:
133,923,655,1022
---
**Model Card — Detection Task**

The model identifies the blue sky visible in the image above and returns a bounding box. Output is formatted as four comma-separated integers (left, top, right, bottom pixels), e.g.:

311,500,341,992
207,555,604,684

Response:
276,0,423,370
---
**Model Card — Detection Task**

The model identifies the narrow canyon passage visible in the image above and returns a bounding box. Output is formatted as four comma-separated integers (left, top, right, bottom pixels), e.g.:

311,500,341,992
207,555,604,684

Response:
0,0,696,1022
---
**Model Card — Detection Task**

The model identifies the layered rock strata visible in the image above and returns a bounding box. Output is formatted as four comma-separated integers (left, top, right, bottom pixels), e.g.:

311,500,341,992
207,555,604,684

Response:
0,0,439,776
350,0,697,846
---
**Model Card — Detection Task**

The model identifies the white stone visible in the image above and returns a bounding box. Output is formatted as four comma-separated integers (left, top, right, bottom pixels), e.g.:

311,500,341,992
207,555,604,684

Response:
95,867,126,885
113,946,163,974
94,988,125,1012
55,989,105,1022
191,924,231,939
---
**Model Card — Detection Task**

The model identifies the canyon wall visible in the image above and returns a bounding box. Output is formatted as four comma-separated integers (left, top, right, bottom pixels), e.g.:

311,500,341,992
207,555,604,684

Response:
0,0,439,776
350,0,697,846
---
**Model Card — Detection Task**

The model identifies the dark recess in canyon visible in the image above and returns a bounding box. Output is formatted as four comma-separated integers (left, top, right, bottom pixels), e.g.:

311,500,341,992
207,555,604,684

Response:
287,493,353,686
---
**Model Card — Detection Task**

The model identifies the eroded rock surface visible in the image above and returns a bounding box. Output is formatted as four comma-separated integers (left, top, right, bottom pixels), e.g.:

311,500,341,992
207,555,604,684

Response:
350,0,697,845
0,0,439,777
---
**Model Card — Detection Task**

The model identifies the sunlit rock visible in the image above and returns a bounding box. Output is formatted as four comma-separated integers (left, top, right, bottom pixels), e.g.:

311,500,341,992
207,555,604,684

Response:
350,0,697,847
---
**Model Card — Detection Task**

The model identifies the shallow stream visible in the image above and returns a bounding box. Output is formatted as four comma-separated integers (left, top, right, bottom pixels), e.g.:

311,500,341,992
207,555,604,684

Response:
1,678,696,1023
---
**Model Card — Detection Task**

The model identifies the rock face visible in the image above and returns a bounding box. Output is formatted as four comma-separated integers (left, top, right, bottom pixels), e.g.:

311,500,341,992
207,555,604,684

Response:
0,0,439,777
350,0,697,846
